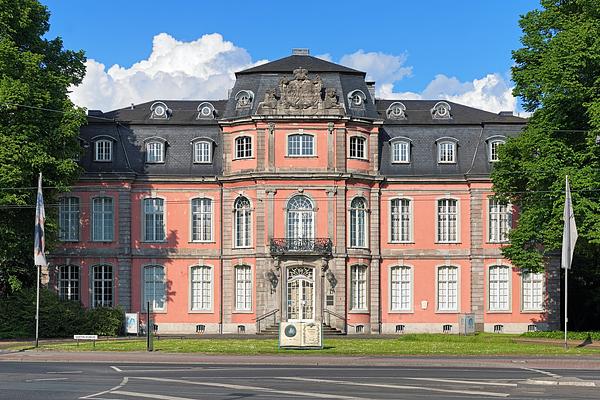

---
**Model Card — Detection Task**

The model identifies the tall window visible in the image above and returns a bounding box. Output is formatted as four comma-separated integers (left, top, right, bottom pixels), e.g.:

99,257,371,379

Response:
143,198,165,242
438,141,456,163
146,141,164,163
349,136,366,159
392,141,410,163
390,198,411,242
437,199,458,242
92,197,114,241
143,265,166,311
489,140,505,162
92,265,113,307
58,265,79,301
235,265,252,311
350,197,367,248
59,197,79,241
191,198,212,242
489,199,511,243
234,197,251,247
287,195,314,249
437,266,458,311
522,271,544,311
489,265,510,311
94,140,112,162
390,266,411,311
235,136,252,159
351,265,367,310
191,265,212,311
194,141,212,163
288,134,314,156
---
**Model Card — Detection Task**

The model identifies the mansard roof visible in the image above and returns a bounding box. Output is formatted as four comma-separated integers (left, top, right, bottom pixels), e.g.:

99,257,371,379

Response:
237,54,364,76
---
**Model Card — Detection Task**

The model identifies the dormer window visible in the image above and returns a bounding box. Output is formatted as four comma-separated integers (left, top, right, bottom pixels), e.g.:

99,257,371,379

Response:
194,140,212,163
436,138,458,163
431,101,452,120
390,138,411,163
94,139,112,162
146,141,165,163
197,102,216,120
488,138,506,162
348,90,366,108
349,136,366,159
150,102,171,119
386,102,407,120
235,90,254,109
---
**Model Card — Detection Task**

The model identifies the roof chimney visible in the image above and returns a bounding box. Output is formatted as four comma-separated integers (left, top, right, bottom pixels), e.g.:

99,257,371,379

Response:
366,81,376,104
292,48,310,56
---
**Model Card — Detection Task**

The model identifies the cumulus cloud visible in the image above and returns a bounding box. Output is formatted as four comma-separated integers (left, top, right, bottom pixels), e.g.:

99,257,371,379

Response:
340,50,412,85
70,33,265,111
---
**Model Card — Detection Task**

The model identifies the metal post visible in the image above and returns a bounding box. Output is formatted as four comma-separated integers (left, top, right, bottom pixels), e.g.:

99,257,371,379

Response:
147,301,153,352
35,265,40,348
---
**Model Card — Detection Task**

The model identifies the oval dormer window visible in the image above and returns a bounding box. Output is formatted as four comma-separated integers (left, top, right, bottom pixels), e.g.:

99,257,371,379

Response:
431,101,452,120
150,102,170,119
352,93,363,106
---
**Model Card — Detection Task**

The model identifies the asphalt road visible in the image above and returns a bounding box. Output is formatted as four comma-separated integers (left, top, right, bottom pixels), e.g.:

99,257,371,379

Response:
0,361,599,400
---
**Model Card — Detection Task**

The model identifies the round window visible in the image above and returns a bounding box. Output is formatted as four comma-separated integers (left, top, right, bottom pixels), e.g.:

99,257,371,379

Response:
352,93,363,106
392,106,403,116
437,105,448,116
154,105,165,117
238,94,250,106
201,106,212,116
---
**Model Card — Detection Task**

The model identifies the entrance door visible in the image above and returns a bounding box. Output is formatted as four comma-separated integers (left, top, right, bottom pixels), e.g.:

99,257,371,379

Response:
287,267,315,321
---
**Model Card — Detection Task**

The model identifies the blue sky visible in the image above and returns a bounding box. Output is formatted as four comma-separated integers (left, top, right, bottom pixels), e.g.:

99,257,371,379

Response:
42,0,540,113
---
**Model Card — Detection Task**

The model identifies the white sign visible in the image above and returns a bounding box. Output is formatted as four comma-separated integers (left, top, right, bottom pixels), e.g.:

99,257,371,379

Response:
125,313,139,334
279,321,322,349
73,335,98,340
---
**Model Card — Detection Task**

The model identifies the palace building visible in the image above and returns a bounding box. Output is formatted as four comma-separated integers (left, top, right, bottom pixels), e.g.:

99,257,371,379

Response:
50,49,560,335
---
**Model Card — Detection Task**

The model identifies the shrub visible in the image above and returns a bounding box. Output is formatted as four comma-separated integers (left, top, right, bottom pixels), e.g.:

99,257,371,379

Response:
84,307,124,336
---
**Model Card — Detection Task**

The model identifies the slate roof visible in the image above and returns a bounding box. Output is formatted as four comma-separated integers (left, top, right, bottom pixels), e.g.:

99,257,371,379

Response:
237,55,364,76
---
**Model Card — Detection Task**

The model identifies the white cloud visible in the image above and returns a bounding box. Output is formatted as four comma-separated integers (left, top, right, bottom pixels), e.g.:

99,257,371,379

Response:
340,50,412,84
70,33,265,111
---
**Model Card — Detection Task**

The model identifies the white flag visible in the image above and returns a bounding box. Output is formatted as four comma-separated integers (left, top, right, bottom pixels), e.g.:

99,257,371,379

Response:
562,176,578,269
34,173,47,267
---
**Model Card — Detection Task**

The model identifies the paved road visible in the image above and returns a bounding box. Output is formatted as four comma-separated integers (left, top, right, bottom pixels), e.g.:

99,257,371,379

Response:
0,360,599,399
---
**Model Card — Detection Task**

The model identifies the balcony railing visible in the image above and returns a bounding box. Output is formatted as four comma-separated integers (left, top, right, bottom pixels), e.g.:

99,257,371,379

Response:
270,238,332,257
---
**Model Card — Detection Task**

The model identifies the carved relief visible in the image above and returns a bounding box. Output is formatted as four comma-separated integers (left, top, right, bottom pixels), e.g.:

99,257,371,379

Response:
257,68,344,116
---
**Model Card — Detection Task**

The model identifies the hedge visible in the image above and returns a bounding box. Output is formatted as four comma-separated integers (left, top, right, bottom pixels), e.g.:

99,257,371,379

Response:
0,288,124,339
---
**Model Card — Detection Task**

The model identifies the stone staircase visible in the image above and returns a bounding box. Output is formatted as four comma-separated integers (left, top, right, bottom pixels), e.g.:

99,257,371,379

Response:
257,322,345,336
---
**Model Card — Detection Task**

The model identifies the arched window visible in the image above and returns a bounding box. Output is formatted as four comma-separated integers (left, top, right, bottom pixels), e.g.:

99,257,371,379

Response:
386,102,407,120
194,141,212,163
437,266,458,311
150,102,170,119
94,139,112,162
234,197,251,248
58,265,79,301
438,141,456,163
191,198,212,242
287,134,314,156
390,266,411,311
92,264,113,307
489,265,510,311
350,197,367,248
431,101,452,119
146,141,164,163
391,139,410,163
489,139,505,162
143,265,166,311
347,90,367,107
287,196,314,249
190,265,212,311
235,136,252,159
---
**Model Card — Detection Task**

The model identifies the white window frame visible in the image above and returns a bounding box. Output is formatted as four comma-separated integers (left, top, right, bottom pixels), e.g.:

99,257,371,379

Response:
522,271,544,311
146,141,164,163
234,136,253,159
489,139,505,162
350,265,368,311
349,197,368,248
142,265,166,312
390,198,412,243
349,136,367,160
390,265,412,312
391,140,411,163
91,264,113,308
287,133,315,157
58,197,79,242
488,198,512,243
193,141,212,163
436,198,459,243
438,141,456,163
235,265,252,311
58,265,79,301
91,197,114,242
94,139,112,162
190,265,212,311
191,197,213,242
488,265,511,311
234,197,252,248
436,265,459,312
143,197,166,242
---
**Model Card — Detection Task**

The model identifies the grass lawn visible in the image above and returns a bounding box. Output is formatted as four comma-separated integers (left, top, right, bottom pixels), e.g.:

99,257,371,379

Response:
12,333,600,355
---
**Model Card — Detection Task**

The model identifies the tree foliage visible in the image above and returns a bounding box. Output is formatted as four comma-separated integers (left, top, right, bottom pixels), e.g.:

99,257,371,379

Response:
492,0,600,329
0,0,86,295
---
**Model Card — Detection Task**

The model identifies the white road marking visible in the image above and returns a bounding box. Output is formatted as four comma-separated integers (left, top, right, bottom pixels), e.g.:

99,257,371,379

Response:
110,366,122,372
279,376,510,398
402,377,518,387
26,377,69,382
47,370,83,374
111,368,200,373
520,367,562,378
130,376,369,400
80,377,128,399
111,391,197,400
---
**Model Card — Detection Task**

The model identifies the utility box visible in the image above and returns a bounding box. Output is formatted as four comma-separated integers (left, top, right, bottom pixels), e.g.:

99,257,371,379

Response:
459,313,476,335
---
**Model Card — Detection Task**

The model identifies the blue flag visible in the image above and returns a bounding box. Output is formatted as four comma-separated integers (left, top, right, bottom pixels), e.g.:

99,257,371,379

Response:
34,173,47,267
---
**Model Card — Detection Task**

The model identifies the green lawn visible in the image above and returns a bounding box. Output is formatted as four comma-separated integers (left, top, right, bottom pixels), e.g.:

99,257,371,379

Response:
12,334,600,355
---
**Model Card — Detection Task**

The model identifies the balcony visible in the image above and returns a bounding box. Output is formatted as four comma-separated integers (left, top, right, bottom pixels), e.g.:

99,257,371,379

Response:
270,238,332,257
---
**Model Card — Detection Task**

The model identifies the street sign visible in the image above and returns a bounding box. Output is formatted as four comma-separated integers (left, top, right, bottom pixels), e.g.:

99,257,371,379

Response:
73,335,98,340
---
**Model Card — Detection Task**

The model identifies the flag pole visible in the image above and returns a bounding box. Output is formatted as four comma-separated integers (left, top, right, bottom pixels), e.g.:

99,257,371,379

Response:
564,176,570,350
33,172,47,348
35,264,40,348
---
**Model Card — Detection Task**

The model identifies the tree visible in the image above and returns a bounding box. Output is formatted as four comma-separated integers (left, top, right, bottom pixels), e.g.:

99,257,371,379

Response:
492,0,600,329
0,0,86,295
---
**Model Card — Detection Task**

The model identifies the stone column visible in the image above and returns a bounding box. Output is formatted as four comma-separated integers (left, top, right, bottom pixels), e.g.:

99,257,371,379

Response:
327,122,334,171
117,188,132,311
268,123,275,172
369,189,381,334
266,189,277,244
335,128,346,172
325,188,336,248
257,128,266,171
469,189,485,330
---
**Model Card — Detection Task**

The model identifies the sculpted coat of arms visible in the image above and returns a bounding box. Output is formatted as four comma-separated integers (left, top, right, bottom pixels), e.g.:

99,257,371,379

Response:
257,68,344,116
